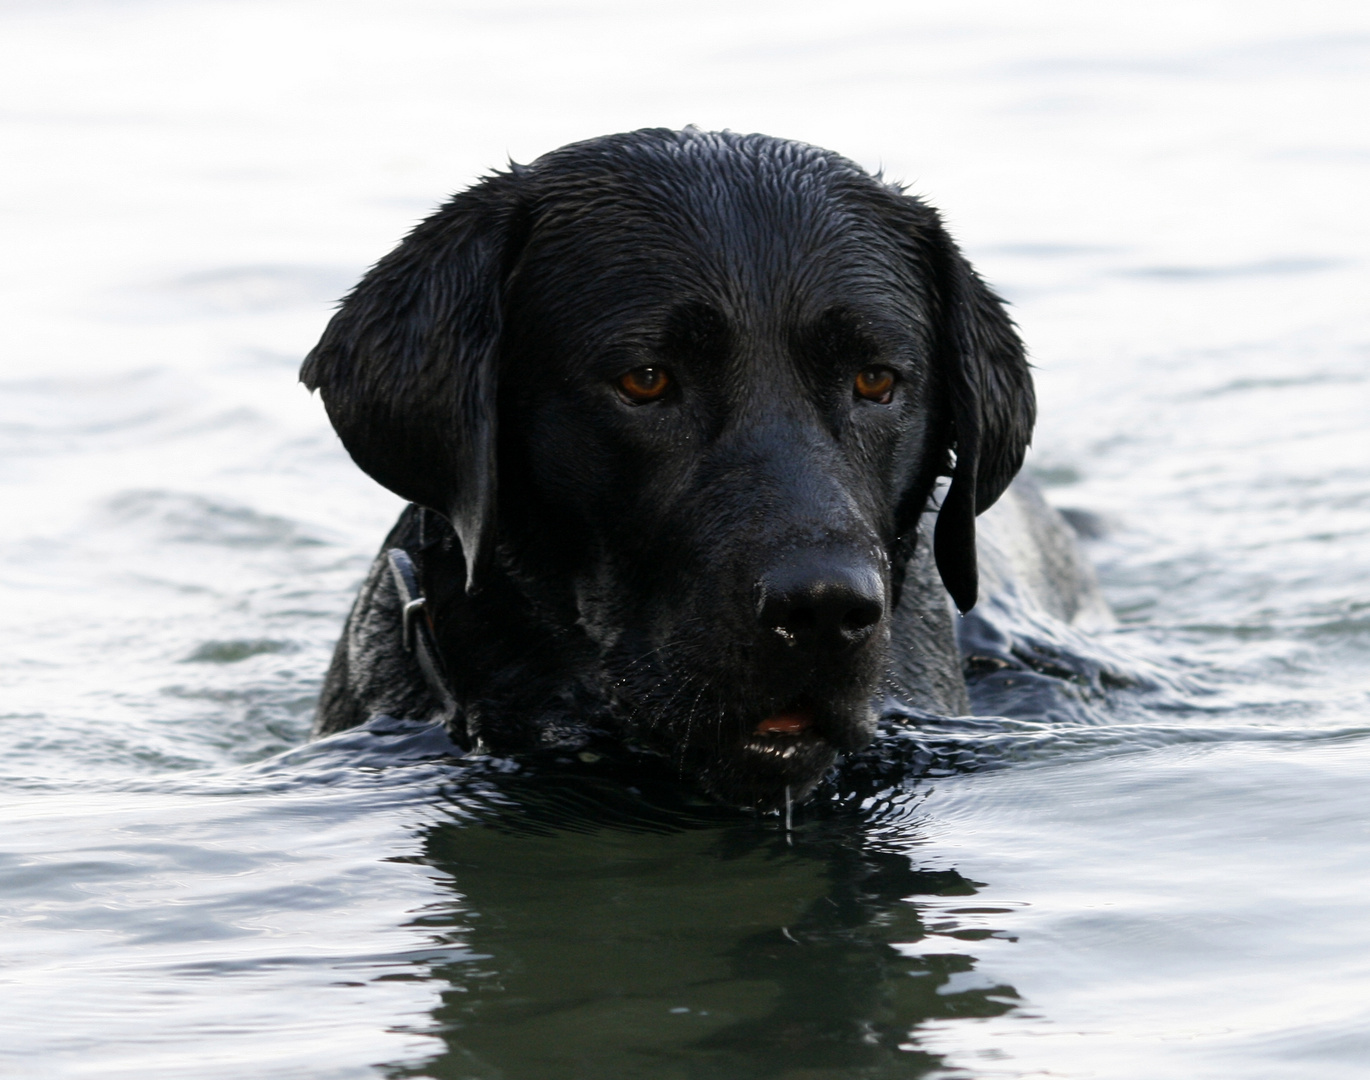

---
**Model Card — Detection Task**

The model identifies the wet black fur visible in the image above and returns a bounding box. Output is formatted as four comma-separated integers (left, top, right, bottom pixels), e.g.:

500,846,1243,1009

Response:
302,128,1034,808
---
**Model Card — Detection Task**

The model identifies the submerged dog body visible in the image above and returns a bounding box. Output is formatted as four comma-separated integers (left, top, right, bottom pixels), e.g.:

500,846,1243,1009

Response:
304,129,1095,808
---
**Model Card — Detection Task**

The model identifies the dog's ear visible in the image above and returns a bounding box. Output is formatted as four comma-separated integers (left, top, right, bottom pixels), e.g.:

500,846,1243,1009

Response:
301,173,525,590
900,204,1035,613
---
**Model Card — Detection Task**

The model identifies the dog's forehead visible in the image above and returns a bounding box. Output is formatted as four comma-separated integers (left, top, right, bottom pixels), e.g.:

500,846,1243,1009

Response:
508,136,921,348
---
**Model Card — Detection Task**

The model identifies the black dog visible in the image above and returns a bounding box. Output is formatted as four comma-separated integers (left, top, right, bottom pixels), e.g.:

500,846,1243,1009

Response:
302,128,1060,809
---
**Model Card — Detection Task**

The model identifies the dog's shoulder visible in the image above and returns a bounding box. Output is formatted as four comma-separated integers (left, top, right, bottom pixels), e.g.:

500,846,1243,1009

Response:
886,525,970,716
974,476,1114,630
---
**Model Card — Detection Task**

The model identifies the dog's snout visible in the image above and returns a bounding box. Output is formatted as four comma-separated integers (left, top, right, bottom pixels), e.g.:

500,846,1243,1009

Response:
756,559,885,654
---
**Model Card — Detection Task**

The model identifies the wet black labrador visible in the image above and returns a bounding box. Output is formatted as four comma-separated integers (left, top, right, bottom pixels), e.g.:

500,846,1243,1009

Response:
302,128,1104,809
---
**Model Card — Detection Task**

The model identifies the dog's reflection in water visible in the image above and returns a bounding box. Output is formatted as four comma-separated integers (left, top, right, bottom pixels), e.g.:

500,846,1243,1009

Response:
387,756,1019,1080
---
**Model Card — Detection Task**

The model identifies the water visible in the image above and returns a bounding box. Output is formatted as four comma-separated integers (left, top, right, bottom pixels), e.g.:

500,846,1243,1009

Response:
2,1,1368,1077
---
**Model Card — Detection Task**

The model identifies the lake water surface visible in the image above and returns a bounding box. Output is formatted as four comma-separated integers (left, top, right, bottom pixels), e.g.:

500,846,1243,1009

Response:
2,2,1368,1077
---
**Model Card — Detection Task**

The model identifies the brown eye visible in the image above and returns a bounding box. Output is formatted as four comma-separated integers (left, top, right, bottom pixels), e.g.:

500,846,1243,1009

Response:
616,366,671,403
854,366,896,403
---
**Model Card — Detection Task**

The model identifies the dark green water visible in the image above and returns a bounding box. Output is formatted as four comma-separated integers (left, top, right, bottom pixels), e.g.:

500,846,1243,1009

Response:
403,797,997,1079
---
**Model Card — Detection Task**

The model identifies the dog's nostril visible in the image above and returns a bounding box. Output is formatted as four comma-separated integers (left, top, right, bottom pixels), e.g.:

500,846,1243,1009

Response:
842,598,882,633
757,560,885,653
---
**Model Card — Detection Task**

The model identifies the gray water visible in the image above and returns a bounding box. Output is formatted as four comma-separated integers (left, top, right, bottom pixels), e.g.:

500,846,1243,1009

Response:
2,2,1368,1077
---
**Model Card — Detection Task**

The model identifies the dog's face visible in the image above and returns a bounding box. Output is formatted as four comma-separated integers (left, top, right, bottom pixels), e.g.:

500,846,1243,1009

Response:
302,130,1033,809
497,168,944,804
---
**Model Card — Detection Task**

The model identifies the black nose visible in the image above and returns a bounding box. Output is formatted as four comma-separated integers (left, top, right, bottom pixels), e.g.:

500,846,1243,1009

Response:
756,558,885,655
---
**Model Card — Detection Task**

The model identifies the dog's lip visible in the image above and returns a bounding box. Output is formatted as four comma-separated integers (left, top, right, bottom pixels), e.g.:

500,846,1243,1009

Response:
737,719,832,776
742,707,830,761
753,710,814,736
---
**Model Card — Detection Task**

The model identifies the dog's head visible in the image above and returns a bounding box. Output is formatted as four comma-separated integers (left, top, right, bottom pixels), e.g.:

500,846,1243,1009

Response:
303,129,1032,808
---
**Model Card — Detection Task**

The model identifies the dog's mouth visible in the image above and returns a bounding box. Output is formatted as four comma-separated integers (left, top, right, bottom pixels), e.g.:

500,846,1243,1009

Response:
752,710,814,737
623,679,877,810
744,701,865,750
687,705,837,811
736,705,831,771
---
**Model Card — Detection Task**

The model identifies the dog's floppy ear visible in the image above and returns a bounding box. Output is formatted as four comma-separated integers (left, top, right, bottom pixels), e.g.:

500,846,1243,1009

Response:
915,208,1035,613
300,172,525,590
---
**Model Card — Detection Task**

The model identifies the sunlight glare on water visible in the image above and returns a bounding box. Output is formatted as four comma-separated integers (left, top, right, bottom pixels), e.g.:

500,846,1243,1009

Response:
0,1,1368,1077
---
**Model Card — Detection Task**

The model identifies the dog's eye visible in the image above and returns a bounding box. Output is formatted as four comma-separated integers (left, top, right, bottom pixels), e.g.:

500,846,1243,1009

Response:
854,366,896,404
616,367,671,403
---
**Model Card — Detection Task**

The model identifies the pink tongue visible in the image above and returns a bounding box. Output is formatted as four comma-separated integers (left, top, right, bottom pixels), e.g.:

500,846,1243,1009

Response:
755,713,812,736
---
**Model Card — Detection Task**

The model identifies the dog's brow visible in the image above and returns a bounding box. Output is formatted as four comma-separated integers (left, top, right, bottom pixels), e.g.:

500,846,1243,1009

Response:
657,301,731,364
798,307,885,365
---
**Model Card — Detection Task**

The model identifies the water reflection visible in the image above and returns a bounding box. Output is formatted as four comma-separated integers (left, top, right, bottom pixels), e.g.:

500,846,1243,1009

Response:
385,756,1018,1079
